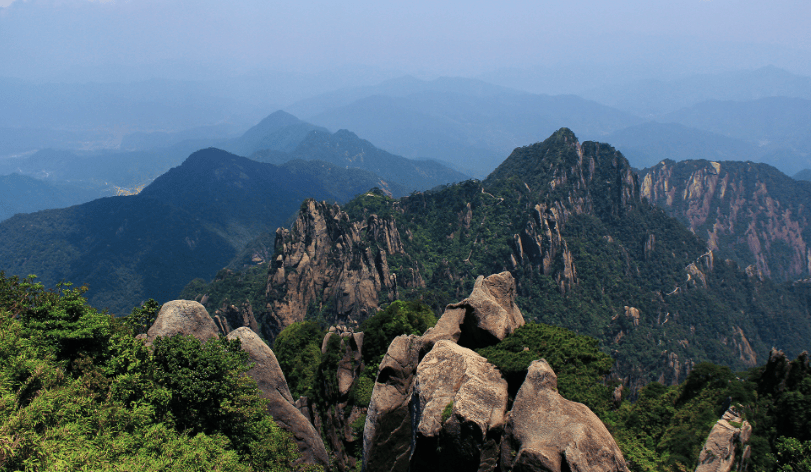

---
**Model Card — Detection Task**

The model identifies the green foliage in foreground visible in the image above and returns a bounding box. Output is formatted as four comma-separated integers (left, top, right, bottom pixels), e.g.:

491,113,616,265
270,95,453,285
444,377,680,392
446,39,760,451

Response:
0,272,318,471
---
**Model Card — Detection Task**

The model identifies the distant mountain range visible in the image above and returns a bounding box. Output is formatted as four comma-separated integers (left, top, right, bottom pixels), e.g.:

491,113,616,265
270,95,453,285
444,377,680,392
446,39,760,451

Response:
295,86,643,177
581,65,811,116
0,174,106,222
0,111,467,222
0,149,411,314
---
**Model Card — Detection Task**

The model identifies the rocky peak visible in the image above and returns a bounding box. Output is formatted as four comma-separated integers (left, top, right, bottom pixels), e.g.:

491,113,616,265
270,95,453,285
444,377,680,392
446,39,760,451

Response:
485,127,640,222
694,406,752,472
259,199,408,339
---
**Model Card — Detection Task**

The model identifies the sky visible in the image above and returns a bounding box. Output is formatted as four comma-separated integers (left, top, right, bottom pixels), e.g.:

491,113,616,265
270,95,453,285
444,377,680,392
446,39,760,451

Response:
2,0,811,83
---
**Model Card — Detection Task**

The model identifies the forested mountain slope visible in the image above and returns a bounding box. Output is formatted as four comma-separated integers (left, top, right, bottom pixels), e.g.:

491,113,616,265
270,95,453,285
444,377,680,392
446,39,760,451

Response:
185,129,811,389
0,148,403,314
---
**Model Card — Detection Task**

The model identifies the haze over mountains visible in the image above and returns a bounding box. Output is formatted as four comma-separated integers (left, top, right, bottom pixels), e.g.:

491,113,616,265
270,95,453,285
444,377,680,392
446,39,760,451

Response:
4,66,811,183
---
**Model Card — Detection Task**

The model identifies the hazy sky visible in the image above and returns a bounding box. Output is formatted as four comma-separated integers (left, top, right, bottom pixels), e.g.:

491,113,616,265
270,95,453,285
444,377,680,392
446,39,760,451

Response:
2,0,810,82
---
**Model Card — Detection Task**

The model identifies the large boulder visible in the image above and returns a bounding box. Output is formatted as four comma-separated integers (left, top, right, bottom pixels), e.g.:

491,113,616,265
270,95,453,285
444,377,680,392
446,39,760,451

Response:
411,340,509,472
501,359,628,472
363,334,423,472
226,327,330,469
145,300,220,344
422,272,524,352
694,407,752,472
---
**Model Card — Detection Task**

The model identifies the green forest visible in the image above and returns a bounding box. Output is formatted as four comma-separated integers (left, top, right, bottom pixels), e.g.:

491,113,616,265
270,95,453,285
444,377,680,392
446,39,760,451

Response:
0,272,318,471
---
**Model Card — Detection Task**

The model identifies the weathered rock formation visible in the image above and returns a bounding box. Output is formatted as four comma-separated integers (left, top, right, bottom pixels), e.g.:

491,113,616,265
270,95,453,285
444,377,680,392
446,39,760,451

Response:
226,327,330,469
260,199,409,338
316,326,368,472
362,334,423,472
363,272,627,472
641,159,811,281
411,340,509,472
145,300,220,344
422,271,525,352
501,359,628,472
694,406,752,472
212,301,260,335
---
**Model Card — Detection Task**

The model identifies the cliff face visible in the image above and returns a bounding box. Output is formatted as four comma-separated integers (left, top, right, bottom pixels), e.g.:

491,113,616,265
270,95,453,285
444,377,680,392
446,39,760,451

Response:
256,198,416,339
641,159,811,282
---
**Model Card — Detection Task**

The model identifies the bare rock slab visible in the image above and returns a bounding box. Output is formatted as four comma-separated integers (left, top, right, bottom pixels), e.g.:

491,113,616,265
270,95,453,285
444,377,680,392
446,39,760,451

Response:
501,360,628,472
694,407,752,472
411,340,509,472
363,334,423,472
422,272,524,352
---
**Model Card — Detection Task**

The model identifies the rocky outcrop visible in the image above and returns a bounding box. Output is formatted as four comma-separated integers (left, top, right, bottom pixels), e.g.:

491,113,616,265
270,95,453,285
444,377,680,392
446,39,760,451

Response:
501,359,628,472
363,273,626,472
641,159,811,281
212,301,259,336
226,327,330,469
363,334,423,472
694,407,752,472
421,272,525,352
411,341,509,472
510,203,578,293
318,326,368,472
258,199,410,339
145,300,220,344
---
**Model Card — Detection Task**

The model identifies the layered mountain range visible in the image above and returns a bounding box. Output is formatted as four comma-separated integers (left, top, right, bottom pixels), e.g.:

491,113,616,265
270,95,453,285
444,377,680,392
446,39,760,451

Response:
0,149,410,314
184,129,811,391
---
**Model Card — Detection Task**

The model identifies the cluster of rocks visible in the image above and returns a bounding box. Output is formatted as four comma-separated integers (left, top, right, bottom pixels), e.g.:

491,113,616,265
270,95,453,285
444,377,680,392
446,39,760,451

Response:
363,271,629,472
144,271,629,472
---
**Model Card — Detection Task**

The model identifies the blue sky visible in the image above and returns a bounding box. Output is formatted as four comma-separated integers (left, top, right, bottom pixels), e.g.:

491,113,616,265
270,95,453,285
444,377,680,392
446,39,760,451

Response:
2,0,810,82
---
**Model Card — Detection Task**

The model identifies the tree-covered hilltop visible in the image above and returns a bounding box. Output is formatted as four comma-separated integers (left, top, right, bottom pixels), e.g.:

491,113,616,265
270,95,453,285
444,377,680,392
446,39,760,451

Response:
186,129,811,389
0,272,317,471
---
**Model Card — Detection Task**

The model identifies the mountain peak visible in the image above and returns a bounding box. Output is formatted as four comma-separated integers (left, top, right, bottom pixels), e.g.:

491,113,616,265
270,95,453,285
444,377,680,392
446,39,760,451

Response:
486,128,639,219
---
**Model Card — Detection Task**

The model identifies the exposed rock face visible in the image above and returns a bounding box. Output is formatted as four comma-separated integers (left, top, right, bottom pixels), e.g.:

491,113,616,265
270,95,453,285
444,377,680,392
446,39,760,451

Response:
319,327,368,472
259,199,409,338
501,360,628,472
146,300,220,344
226,327,330,469
422,272,525,352
641,159,811,281
694,407,752,472
212,300,259,335
411,341,509,472
363,334,423,472
510,203,578,293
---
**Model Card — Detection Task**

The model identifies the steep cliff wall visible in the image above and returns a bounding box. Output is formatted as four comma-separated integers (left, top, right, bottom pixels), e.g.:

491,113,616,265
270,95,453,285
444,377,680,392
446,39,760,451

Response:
641,159,811,281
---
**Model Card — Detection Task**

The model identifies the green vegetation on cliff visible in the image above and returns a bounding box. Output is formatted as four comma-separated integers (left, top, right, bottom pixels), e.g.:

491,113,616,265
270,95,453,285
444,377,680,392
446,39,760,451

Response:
0,272,315,471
